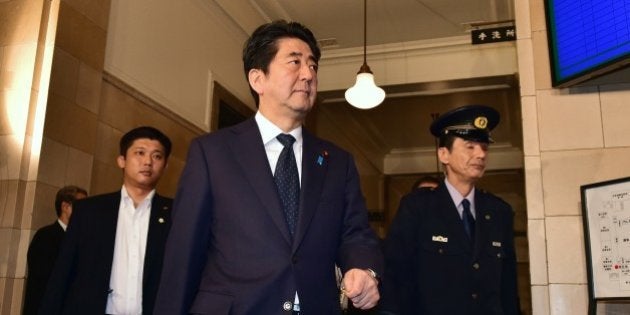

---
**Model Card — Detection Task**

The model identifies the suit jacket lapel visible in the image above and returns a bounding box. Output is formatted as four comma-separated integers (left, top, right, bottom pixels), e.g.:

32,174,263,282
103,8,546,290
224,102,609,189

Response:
473,190,495,253
102,192,122,277
145,194,171,270
293,130,327,251
229,118,292,245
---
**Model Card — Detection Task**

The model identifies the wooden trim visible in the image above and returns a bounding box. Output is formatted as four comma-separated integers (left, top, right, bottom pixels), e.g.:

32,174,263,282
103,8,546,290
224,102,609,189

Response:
210,82,255,131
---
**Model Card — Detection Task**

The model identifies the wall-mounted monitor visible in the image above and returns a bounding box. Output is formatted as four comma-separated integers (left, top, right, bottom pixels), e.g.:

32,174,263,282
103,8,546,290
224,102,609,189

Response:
545,1,630,87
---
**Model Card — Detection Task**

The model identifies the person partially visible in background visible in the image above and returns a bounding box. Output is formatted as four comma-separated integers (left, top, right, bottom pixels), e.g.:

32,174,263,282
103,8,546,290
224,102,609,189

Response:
23,185,88,315
411,175,440,192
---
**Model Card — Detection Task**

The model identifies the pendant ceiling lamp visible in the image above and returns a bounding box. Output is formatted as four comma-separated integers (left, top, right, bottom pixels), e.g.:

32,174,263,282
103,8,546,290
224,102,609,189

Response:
344,0,386,109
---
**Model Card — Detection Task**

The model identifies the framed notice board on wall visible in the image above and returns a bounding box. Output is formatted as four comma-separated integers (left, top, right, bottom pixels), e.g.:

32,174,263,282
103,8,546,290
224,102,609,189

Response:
581,177,630,314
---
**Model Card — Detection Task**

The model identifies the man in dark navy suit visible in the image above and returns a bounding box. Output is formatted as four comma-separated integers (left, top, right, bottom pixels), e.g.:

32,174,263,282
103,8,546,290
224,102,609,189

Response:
155,20,382,315
23,185,87,315
380,105,520,315
39,126,173,315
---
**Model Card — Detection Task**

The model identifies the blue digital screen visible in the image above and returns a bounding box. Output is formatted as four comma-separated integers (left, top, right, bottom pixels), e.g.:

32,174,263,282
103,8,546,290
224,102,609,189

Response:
546,0,630,87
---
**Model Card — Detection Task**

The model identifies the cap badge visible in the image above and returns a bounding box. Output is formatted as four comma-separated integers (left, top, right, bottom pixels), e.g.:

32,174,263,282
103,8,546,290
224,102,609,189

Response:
474,116,488,129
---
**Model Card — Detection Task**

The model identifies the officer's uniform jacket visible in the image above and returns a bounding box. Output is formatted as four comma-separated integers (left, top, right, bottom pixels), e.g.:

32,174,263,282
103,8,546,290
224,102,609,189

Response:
381,183,519,315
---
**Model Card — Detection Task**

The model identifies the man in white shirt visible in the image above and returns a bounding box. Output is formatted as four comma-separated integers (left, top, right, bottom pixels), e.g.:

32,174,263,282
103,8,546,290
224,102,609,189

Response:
39,126,173,315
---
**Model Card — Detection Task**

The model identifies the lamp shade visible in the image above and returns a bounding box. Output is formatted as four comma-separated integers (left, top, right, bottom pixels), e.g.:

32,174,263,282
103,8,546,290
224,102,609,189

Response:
345,72,386,109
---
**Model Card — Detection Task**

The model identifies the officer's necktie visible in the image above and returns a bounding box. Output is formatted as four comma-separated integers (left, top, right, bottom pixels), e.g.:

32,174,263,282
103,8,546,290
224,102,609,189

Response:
461,199,475,241
274,134,300,236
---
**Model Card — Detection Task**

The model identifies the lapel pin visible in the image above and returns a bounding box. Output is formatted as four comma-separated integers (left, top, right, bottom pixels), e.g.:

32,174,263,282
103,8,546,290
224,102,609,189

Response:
317,150,329,166
432,235,448,243
485,214,491,220
158,218,165,223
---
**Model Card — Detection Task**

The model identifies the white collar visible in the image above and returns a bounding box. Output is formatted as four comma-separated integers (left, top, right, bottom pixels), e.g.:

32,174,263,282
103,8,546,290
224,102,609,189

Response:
255,111,303,145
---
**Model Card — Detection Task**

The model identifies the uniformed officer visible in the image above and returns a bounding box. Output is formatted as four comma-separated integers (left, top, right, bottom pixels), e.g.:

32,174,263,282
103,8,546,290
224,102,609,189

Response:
379,105,520,315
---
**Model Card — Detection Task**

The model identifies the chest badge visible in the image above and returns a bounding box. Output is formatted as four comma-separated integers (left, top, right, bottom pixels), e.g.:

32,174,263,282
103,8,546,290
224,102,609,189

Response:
432,235,448,243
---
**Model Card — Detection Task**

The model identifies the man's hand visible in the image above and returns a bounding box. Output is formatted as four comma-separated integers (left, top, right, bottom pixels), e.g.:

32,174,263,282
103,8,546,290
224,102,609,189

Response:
341,268,380,309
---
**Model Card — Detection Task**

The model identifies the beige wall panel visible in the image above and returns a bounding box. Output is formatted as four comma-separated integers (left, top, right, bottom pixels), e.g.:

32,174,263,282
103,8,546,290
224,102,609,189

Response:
94,122,121,164
546,216,586,283
600,84,630,148
90,159,122,195
531,284,550,315
517,39,535,97
43,93,98,154
38,137,68,187
62,0,111,30
75,62,102,114
548,284,588,315
0,0,43,45
0,135,24,181
541,148,630,216
528,219,548,285
531,30,552,91
514,0,531,40
48,48,79,101
0,180,19,228
537,88,602,151
30,182,58,230
524,156,544,219
530,0,547,33
55,2,106,70
2,43,37,92
65,145,93,189
521,95,540,155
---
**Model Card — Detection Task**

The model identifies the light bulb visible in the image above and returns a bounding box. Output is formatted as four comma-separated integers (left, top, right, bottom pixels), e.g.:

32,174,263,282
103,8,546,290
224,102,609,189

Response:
344,72,386,109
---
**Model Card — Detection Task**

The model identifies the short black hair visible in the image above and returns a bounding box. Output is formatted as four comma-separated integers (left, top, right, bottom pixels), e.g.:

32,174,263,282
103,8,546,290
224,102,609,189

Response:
55,185,88,217
411,176,441,192
242,20,320,106
119,126,172,161
438,134,457,150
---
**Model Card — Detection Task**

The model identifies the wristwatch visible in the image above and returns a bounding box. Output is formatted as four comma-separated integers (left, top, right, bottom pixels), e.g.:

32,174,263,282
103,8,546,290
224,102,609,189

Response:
366,268,380,284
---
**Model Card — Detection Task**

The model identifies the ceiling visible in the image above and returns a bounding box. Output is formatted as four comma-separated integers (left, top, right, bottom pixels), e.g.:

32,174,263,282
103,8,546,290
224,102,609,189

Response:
248,0,515,49
226,0,521,173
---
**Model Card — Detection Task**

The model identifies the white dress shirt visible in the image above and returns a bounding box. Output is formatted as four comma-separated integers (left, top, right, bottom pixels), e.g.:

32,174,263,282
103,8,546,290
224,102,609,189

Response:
105,186,154,315
255,111,303,182
57,218,67,231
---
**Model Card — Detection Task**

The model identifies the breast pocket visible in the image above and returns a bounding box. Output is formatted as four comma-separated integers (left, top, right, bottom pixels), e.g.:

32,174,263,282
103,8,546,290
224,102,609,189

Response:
483,242,506,269
416,238,468,291
418,238,468,273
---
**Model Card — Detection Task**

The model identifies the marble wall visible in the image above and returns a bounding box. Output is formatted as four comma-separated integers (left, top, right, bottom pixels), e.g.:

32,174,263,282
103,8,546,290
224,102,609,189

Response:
516,1,630,314
0,1,201,313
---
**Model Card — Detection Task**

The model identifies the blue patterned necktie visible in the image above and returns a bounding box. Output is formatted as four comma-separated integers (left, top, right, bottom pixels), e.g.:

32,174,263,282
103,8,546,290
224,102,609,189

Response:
274,134,300,236
461,199,475,241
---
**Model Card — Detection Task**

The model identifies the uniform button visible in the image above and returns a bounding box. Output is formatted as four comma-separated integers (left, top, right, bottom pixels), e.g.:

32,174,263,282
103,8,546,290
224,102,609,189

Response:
472,263,480,269
497,253,502,258
471,293,478,299
283,301,293,311
438,248,444,254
